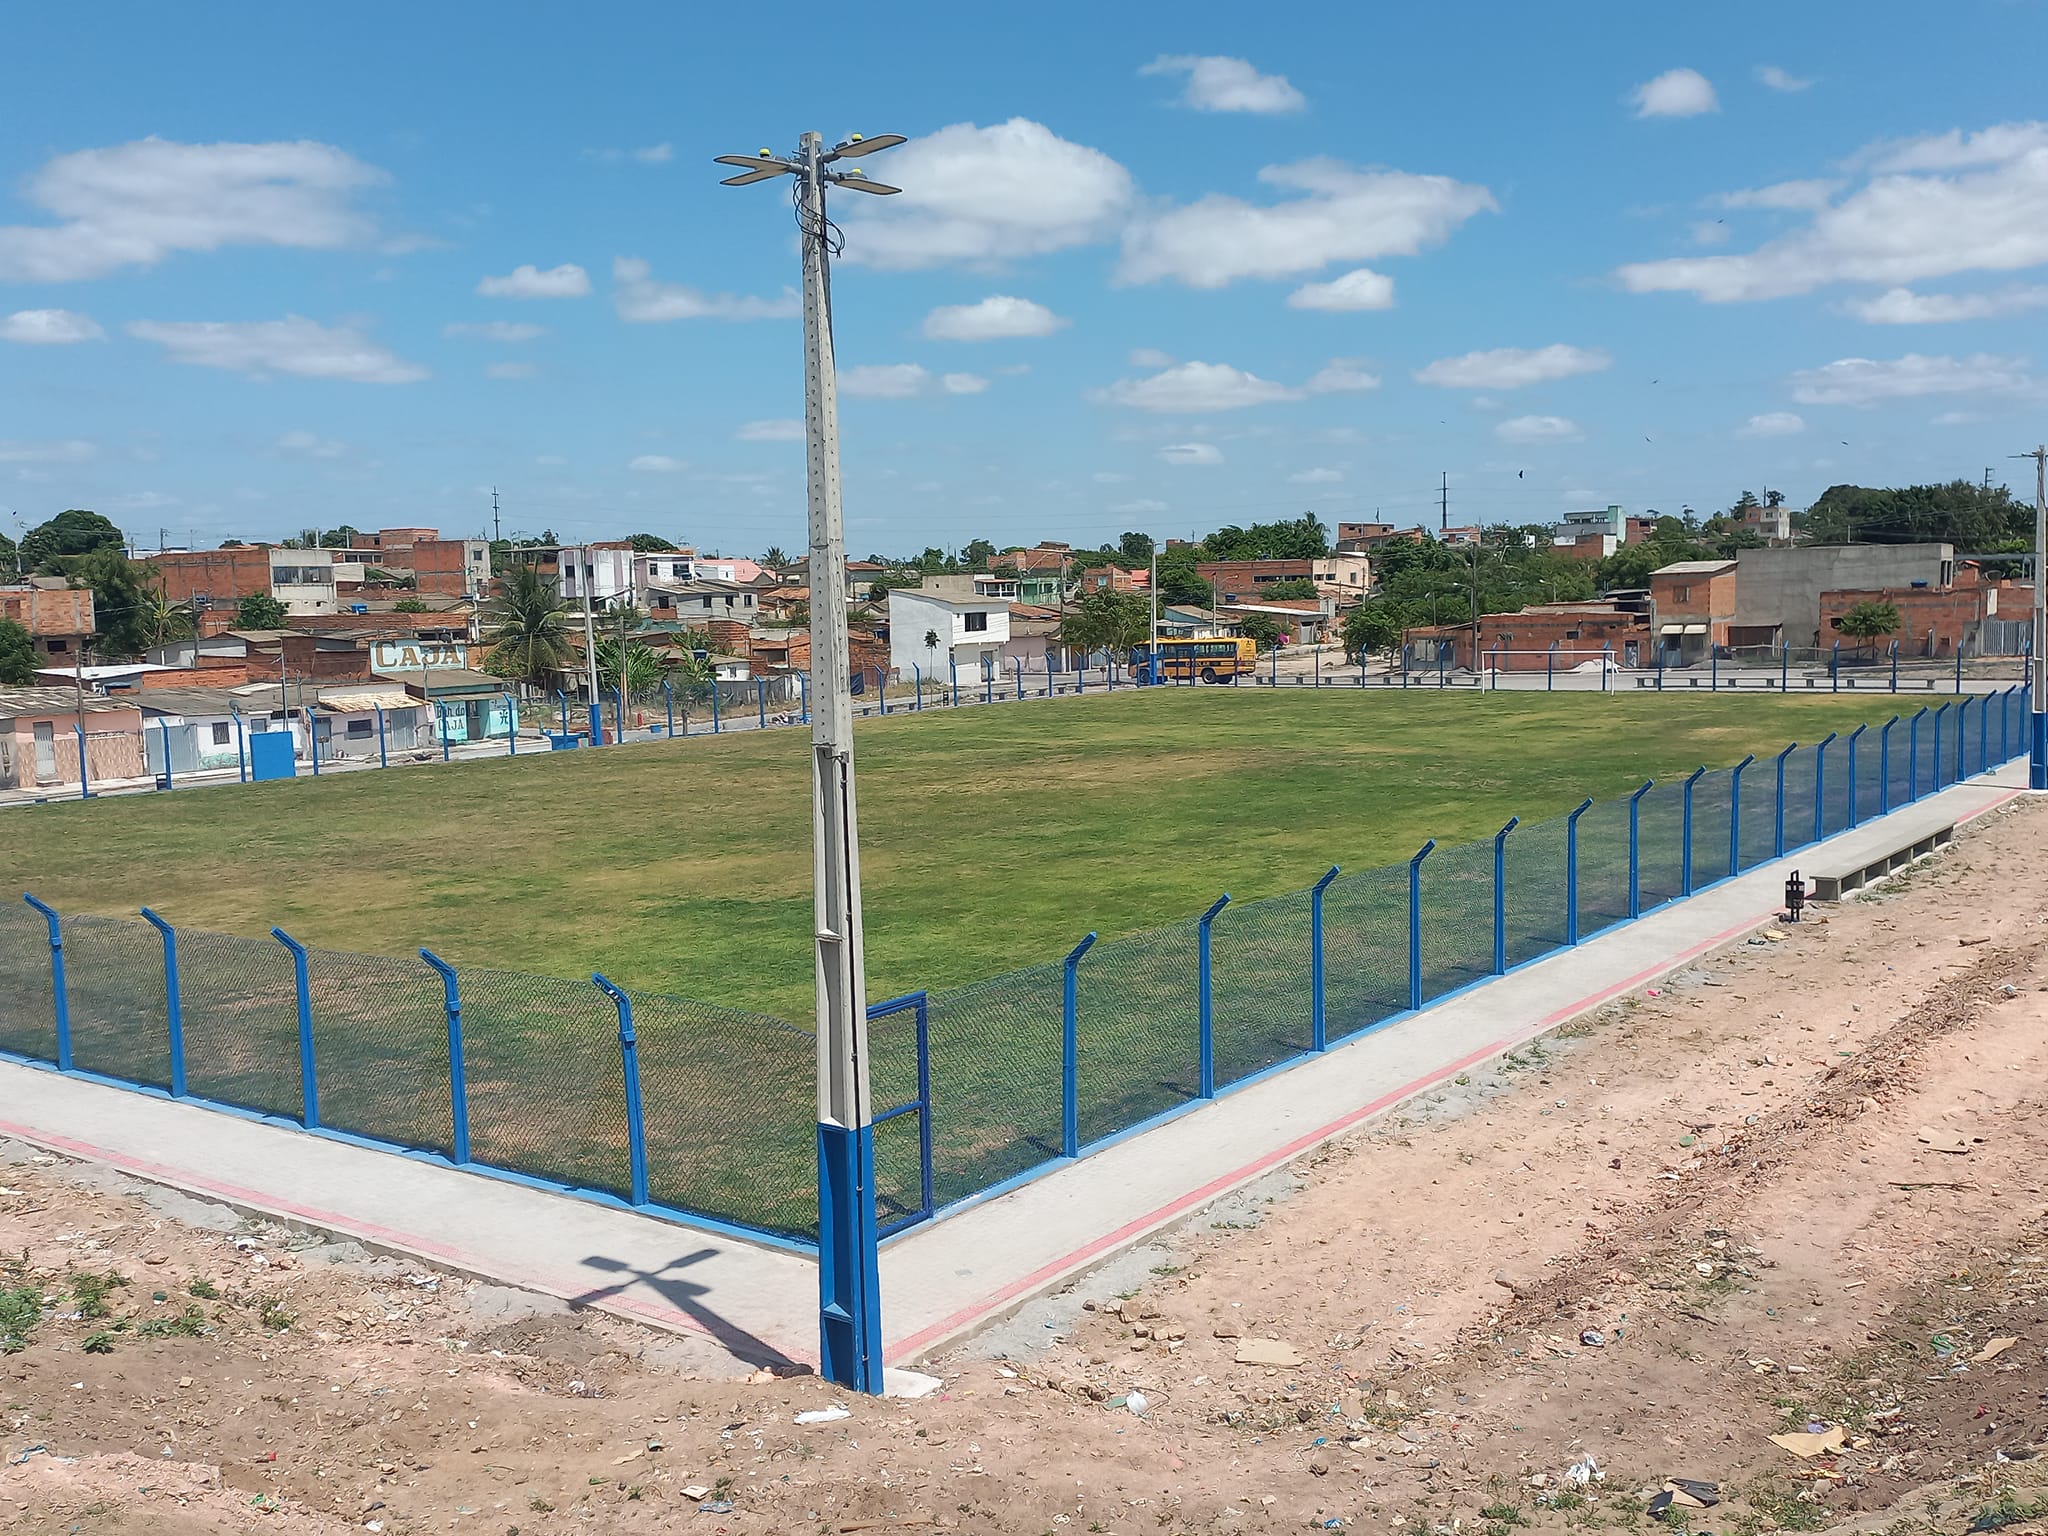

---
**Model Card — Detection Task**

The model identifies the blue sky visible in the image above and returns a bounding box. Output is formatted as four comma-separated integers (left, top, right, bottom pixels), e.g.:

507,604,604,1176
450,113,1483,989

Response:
4,1,2047,556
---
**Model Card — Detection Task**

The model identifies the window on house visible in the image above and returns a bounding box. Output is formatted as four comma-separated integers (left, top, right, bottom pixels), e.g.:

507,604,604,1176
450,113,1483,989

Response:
47,638,67,653
346,718,373,737
1674,585,1692,602
211,722,231,745
964,611,989,633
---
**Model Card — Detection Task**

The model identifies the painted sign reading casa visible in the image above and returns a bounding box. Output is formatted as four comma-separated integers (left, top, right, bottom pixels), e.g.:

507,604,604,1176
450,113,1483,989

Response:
371,641,468,671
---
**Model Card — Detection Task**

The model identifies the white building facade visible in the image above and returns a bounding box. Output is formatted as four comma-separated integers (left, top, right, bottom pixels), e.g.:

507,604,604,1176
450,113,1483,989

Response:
886,576,1014,681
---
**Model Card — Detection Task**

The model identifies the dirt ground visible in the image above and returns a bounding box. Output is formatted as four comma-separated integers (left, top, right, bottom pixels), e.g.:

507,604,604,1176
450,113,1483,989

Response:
5,795,2048,1536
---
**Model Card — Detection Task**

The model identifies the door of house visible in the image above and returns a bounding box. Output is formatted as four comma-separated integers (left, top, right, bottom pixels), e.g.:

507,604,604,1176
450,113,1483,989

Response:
32,721,55,779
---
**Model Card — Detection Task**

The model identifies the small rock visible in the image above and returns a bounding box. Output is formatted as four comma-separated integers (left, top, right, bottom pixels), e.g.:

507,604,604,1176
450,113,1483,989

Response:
1493,1271,1537,1300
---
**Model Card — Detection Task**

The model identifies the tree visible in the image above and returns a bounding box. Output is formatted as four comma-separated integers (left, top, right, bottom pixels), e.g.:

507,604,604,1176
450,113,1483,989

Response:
1804,480,2027,548
480,562,574,691
960,537,996,572
21,509,122,572
1258,577,1319,601
140,592,195,648
1156,545,1212,607
1118,531,1156,562
761,544,791,568
0,618,35,684
1239,612,1283,651
1340,603,1403,661
1201,513,1328,562
235,592,289,630
921,627,942,676
595,638,664,700
62,549,157,658
320,525,362,548
394,596,429,613
1060,589,1150,666
0,530,18,578
1837,599,1902,654
628,532,677,552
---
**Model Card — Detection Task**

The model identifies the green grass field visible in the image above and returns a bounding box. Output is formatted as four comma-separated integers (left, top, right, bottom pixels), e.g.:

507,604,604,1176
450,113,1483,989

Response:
5,688,1925,1021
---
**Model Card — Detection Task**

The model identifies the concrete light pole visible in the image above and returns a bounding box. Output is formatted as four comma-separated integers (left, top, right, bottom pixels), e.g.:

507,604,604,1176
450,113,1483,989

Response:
2023,446,2047,788
718,129,904,1394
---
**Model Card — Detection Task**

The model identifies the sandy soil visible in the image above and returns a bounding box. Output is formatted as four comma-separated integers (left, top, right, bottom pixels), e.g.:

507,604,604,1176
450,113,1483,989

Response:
4,796,2047,1536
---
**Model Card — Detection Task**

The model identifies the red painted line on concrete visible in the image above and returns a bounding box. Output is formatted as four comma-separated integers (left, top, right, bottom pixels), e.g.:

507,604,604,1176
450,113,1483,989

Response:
887,787,2029,1362
885,1036,1509,1362
0,1115,790,1358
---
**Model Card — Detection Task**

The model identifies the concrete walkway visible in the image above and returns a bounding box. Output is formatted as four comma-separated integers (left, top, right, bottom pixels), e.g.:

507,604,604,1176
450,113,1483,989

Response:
0,764,2026,1372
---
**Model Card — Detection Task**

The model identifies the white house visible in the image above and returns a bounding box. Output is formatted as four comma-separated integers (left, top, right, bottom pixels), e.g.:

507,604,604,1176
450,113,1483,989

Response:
887,575,1014,682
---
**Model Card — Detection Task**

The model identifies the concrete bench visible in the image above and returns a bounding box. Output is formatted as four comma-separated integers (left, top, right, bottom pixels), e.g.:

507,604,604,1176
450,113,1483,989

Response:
1805,823,1954,901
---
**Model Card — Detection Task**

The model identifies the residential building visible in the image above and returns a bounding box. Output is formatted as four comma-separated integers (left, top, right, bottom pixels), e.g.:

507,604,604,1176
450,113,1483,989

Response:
1077,565,1148,594
1729,543,1955,651
1000,603,1066,672
1817,569,2012,658
1196,554,1370,603
1335,524,1428,552
1649,559,1739,665
1555,505,1627,544
1734,498,1793,545
268,548,339,615
1221,597,1334,645
1156,605,1240,639
992,541,1072,575
0,688,146,790
1402,600,1651,672
645,578,761,625
886,575,1013,680
142,546,275,608
0,583,95,663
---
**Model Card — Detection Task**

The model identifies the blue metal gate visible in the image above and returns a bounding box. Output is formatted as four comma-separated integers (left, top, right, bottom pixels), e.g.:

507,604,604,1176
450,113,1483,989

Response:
867,990,933,1236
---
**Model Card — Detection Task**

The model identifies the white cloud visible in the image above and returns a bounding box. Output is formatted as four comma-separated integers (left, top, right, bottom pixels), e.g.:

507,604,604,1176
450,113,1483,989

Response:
1617,121,2048,302
921,294,1069,340
1715,179,1838,211
1415,343,1610,389
0,137,385,282
1756,64,1812,93
1846,285,2048,323
1306,359,1381,393
127,316,427,383
1158,442,1224,466
1092,471,1133,484
1691,221,1731,246
1128,347,1175,368
1288,467,1344,484
1738,411,1806,437
476,262,590,299
1631,68,1718,119
1098,360,1299,412
486,360,537,380
629,454,685,473
1140,54,1306,114
1495,415,1582,443
1120,157,1495,288
275,429,345,458
941,372,988,395
1787,352,2036,406
1932,410,1979,426
634,143,673,164
841,363,930,399
1286,267,1395,311
839,119,1133,269
0,439,96,463
443,320,546,341
1111,497,1170,515
611,256,797,322
736,418,804,442
0,308,104,344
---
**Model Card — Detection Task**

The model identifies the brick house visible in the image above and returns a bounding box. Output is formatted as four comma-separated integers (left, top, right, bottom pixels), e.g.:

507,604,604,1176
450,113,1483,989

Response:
1648,559,1738,665
0,583,95,663
1403,602,1651,672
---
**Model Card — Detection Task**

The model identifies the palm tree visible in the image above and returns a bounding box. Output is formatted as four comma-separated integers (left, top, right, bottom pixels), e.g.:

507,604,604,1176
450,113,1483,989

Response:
922,627,941,680
595,637,665,701
481,562,574,692
140,590,196,649
762,544,791,569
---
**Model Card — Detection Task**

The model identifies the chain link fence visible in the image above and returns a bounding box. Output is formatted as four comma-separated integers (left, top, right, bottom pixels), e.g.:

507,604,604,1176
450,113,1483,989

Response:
4,689,2027,1247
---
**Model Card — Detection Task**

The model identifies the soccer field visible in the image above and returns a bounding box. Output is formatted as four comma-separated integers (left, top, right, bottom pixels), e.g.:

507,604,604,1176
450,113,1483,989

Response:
6,688,1927,1020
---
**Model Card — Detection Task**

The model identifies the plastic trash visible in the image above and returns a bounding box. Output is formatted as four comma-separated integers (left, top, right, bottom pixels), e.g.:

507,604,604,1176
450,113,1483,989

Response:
794,1404,851,1425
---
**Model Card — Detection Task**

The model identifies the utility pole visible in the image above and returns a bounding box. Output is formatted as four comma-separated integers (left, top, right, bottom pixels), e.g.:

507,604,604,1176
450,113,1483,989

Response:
718,127,903,1395
1149,540,1159,683
491,486,502,546
577,543,600,734
1439,471,1448,535
2017,445,2047,789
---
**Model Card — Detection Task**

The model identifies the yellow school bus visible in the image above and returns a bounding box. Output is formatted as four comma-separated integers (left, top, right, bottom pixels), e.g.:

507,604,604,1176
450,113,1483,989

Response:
1140,635,1260,682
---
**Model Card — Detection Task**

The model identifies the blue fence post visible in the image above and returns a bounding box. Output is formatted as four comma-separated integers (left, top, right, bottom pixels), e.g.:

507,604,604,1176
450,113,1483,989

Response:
139,907,186,1097
759,681,768,731
1407,840,1435,1006
1016,657,1024,701
418,949,470,1165
1729,755,1754,873
503,693,518,755
983,663,992,706
1310,866,1340,1046
1934,702,1949,789
1880,716,1898,813
1831,640,1840,693
22,893,71,1070
1565,800,1592,942
1061,932,1096,1158
232,706,248,782
1491,820,1517,974
949,657,959,705
1773,742,1797,856
1812,731,1836,844
1956,694,1970,778
1910,706,1927,798
438,702,453,760
878,670,890,716
72,723,89,800
611,686,625,745
1955,647,1964,695
156,718,173,790
271,926,316,1128
1846,723,1867,827
1655,643,1664,691
711,682,721,733
2001,684,2011,764
1978,687,1989,775
307,709,320,777
1197,894,1230,1099
375,704,388,768
556,691,568,741
1781,643,1790,694
1602,642,1612,692
1627,780,1653,917
913,665,923,711
593,973,649,1206
1711,648,1719,692
662,681,675,738
1890,641,1899,693
1681,766,1705,895
1546,641,1556,691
